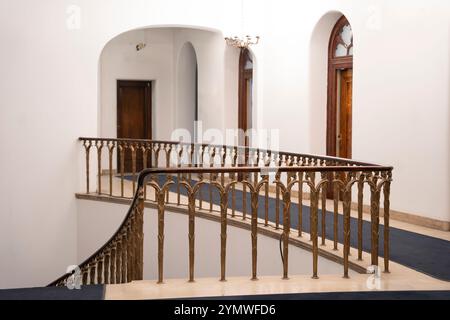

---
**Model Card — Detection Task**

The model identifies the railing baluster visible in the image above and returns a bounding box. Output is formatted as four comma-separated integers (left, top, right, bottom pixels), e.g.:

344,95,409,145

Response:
157,190,165,283
116,241,122,284
129,217,135,282
96,140,103,194
253,150,259,189
110,247,116,284
343,175,352,278
198,146,204,210
221,146,226,186
121,234,127,283
310,185,319,279
82,269,88,285
275,155,280,229
321,172,327,246
108,141,115,196
104,253,110,284
83,140,92,193
333,171,339,250
251,190,258,280
97,258,103,284
370,173,380,266
188,191,195,282
126,224,132,282
281,186,291,280
142,143,148,200
209,147,216,212
309,171,316,241
119,142,125,198
131,143,136,195
154,143,160,202
90,262,96,285
136,187,145,280
177,146,183,206
188,144,194,182
231,147,237,217
298,171,303,237
165,144,172,203
357,173,364,260
383,171,392,273
220,190,228,281
243,172,247,220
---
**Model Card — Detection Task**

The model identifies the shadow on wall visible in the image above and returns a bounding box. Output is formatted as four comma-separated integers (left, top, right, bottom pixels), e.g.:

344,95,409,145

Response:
308,11,344,155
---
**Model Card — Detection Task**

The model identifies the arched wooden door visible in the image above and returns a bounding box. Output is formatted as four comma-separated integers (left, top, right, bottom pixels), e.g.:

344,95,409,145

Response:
326,16,353,159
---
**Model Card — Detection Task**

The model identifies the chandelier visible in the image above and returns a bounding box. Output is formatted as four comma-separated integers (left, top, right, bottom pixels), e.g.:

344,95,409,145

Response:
225,0,259,49
225,35,260,49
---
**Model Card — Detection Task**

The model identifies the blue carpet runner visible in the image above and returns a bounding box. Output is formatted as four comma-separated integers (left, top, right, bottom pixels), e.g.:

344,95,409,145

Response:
0,284,104,300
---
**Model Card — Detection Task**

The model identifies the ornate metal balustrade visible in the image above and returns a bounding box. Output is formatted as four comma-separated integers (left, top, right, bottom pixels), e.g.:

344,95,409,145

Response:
49,137,392,286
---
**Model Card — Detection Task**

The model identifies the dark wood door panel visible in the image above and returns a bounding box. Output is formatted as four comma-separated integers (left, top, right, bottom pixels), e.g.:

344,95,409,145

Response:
338,69,352,159
117,80,152,173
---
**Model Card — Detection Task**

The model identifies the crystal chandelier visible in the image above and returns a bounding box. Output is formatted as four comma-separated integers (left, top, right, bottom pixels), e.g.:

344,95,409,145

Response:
225,35,259,49
225,0,259,49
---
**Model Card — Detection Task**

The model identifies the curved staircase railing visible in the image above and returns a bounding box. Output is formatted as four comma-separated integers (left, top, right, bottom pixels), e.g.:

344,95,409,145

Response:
49,138,392,286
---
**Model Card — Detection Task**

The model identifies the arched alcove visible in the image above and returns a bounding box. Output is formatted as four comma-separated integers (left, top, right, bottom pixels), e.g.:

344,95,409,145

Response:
98,26,226,170
308,11,346,155
176,42,198,142
98,26,225,145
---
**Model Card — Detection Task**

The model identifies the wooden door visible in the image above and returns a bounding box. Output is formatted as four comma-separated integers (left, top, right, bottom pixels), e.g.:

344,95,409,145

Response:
238,49,253,180
337,69,352,158
238,49,253,148
117,80,152,173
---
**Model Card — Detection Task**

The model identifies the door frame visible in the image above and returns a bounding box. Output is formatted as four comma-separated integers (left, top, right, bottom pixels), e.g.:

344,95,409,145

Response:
326,16,353,158
116,80,152,172
116,80,152,141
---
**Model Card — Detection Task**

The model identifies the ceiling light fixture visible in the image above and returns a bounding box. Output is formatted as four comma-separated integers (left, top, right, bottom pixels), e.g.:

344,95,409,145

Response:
225,0,259,49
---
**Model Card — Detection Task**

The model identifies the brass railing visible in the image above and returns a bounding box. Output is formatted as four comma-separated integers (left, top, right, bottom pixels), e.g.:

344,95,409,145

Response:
49,137,392,286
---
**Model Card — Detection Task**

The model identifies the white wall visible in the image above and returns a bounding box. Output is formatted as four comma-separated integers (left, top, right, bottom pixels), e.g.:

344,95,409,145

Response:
308,11,343,155
175,42,197,140
255,0,450,223
0,0,449,288
77,199,350,279
100,28,175,140
100,27,235,144
172,28,231,139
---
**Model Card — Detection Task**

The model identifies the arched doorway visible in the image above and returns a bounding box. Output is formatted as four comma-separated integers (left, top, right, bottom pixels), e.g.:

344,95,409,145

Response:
238,48,253,147
326,16,353,159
